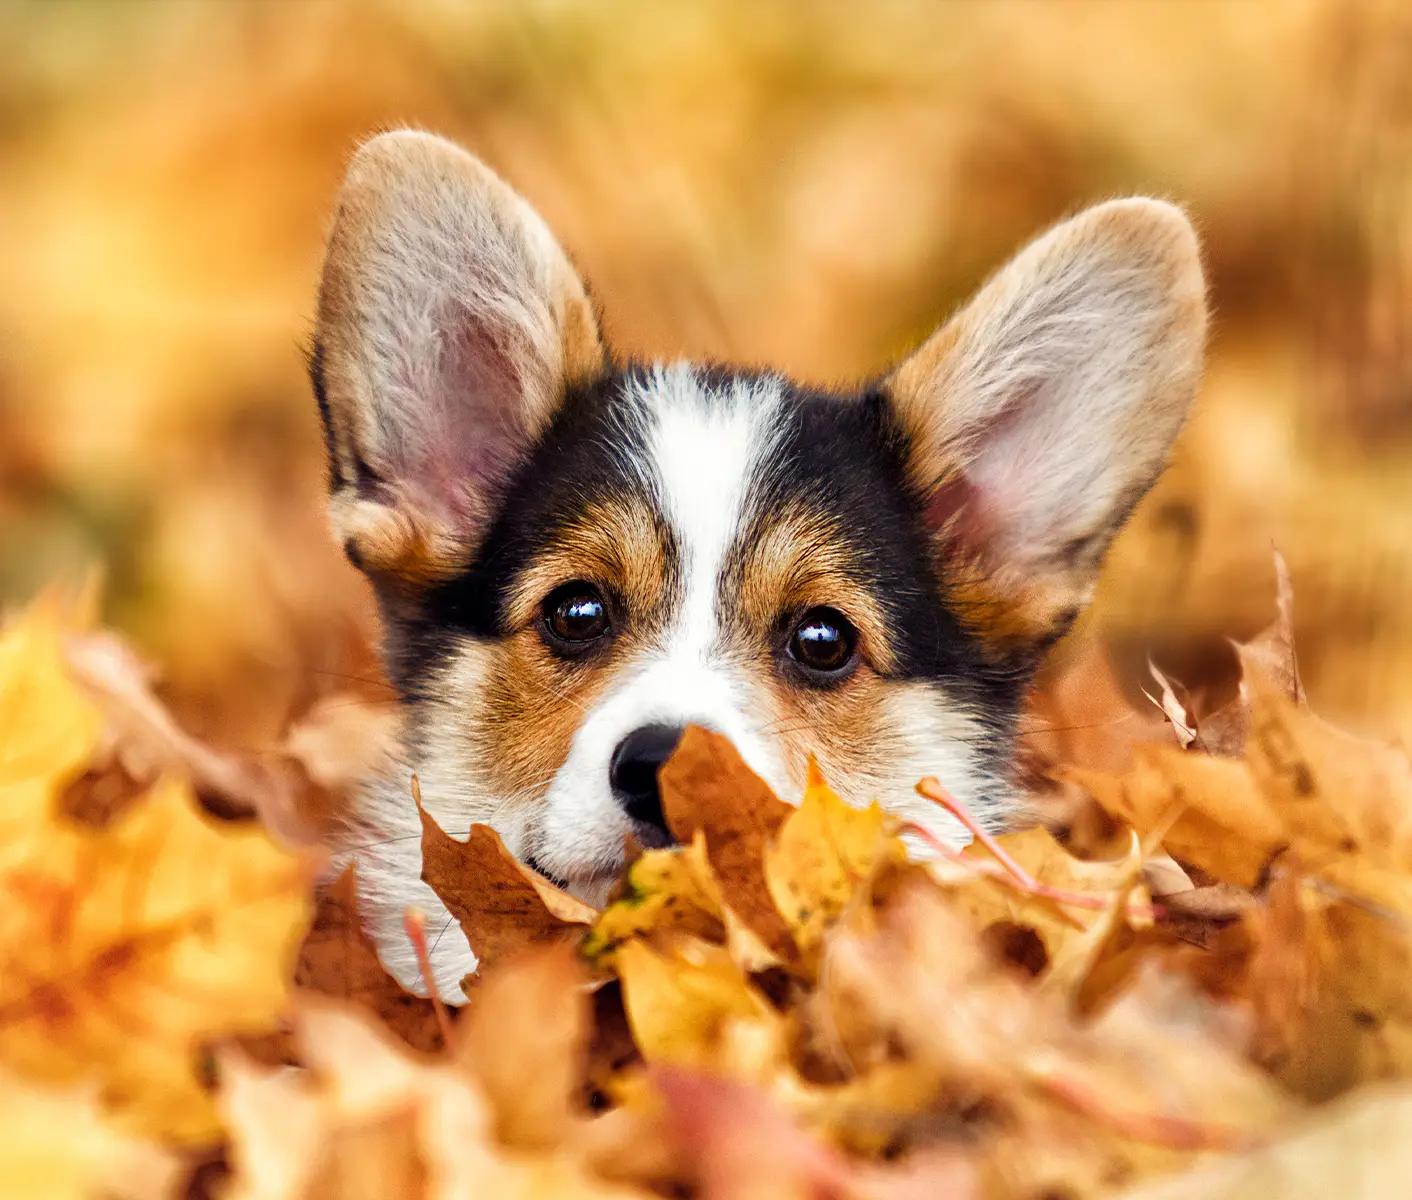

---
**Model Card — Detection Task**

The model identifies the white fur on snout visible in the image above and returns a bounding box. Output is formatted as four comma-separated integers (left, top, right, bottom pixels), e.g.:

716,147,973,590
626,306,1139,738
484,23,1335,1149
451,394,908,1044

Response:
534,654,791,888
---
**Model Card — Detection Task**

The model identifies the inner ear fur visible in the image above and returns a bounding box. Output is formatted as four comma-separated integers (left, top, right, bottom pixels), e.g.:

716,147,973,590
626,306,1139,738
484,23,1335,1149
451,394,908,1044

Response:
312,130,604,589
886,198,1207,656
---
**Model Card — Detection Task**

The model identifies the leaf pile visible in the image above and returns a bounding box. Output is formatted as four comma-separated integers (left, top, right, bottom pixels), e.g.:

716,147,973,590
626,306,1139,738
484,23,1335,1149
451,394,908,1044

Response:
5,565,1412,1198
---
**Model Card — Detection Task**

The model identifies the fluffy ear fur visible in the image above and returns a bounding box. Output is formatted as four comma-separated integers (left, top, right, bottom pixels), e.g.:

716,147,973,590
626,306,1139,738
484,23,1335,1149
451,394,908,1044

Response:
886,198,1207,655
312,131,604,587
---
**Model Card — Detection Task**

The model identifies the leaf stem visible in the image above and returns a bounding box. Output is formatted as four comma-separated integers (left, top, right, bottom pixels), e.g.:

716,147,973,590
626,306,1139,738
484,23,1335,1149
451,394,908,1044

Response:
907,779,1159,919
403,907,454,1048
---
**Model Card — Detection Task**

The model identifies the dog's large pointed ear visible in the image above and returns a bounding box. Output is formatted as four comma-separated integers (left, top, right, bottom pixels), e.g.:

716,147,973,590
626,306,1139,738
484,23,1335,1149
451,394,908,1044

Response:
311,131,604,587
887,199,1206,657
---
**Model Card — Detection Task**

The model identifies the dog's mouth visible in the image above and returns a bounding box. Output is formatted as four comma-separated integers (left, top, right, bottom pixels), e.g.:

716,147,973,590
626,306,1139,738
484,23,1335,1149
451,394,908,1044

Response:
525,855,620,907
524,854,572,890
526,821,674,903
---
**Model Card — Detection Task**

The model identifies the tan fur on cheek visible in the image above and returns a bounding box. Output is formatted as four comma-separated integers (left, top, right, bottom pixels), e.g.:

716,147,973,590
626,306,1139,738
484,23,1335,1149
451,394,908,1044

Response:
752,665,902,804
466,631,621,801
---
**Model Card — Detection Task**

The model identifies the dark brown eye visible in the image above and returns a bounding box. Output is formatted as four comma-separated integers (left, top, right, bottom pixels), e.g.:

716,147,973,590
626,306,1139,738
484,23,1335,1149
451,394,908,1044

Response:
787,607,858,678
542,582,610,649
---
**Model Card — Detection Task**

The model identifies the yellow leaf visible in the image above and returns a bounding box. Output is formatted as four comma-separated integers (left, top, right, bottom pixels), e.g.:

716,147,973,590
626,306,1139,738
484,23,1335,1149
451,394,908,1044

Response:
1068,747,1285,888
764,759,895,960
946,826,1149,999
0,1070,177,1200
0,606,102,844
615,938,779,1074
585,838,725,964
0,605,311,1143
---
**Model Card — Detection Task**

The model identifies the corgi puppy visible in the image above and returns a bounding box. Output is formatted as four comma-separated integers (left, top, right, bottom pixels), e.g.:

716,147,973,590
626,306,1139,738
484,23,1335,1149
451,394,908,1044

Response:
310,131,1206,998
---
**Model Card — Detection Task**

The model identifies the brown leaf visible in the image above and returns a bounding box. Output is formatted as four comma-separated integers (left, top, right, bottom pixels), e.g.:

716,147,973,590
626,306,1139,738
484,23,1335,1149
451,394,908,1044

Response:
64,629,318,836
296,866,445,1053
1243,665,1412,897
1157,884,1254,922
1194,549,1304,759
658,726,796,961
1067,747,1285,888
1243,870,1412,1101
418,807,595,987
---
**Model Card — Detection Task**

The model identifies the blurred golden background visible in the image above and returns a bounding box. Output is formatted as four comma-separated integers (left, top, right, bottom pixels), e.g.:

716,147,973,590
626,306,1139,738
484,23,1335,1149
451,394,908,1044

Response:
3,0,1410,755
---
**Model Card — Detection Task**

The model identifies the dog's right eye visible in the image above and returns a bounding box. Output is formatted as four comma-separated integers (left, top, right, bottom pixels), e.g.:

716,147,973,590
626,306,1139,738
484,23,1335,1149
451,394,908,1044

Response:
541,582,611,650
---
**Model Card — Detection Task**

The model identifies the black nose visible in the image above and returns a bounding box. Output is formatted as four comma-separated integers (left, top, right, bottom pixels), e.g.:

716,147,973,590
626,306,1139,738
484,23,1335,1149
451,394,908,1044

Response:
609,723,684,841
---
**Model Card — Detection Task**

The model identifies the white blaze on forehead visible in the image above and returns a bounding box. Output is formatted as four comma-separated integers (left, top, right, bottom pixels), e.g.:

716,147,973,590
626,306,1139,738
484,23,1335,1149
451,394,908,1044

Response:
635,362,785,660
531,365,794,890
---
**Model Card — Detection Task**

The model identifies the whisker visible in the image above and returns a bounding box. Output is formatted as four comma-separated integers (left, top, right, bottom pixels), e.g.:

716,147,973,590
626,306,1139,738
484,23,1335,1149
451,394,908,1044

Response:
1014,714,1142,737
536,681,592,714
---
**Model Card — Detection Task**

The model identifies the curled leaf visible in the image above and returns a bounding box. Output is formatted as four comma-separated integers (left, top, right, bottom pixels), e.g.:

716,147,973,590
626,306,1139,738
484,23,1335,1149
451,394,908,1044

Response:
418,808,596,988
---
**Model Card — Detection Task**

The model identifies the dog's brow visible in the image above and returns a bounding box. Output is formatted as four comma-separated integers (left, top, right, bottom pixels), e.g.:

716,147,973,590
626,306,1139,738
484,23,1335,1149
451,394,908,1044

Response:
731,503,897,675
504,496,673,630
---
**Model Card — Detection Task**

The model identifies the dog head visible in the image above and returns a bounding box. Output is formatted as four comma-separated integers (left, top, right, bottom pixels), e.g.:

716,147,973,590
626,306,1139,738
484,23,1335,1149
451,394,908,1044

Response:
311,131,1205,994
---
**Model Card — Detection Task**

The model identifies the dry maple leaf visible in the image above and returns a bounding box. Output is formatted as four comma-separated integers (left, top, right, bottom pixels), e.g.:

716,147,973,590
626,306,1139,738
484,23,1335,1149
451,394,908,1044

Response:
1157,549,1304,759
453,943,590,1150
584,837,726,964
0,604,311,1143
651,1066,983,1200
417,802,595,991
820,883,1288,1196
1066,747,1284,888
1058,591,1412,1104
945,826,1151,1004
658,726,797,962
764,758,900,969
64,628,315,832
614,936,783,1078
1242,667,1412,899
1242,868,1412,1102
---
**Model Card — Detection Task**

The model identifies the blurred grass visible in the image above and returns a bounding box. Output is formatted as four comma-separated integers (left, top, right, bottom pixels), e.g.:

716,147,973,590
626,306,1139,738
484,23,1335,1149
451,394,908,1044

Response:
1,0,1410,746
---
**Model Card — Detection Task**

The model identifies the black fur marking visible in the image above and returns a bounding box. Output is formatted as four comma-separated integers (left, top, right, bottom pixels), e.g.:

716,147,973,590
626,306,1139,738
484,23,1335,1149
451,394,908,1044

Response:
306,339,339,489
732,377,1031,777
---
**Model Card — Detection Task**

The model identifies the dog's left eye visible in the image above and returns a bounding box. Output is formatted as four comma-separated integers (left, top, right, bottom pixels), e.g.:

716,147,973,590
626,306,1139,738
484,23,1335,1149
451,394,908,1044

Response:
787,607,858,679
542,582,610,648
